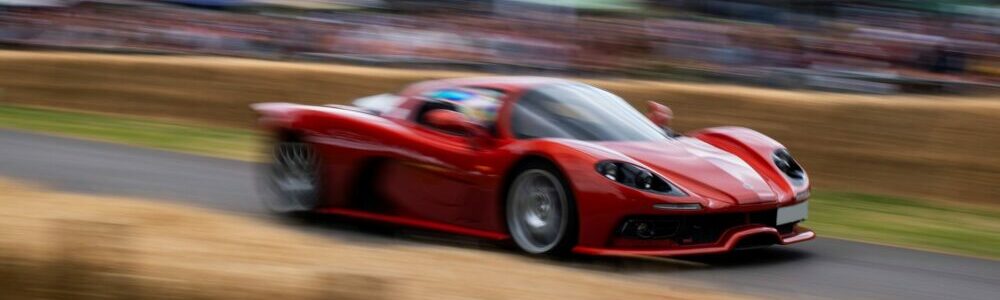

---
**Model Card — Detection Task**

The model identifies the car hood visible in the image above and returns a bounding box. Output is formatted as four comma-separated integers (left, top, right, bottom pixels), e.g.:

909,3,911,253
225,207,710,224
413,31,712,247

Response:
594,138,778,205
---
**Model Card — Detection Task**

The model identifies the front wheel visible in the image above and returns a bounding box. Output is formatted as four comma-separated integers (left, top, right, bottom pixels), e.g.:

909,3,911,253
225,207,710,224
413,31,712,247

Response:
506,164,576,255
261,140,322,214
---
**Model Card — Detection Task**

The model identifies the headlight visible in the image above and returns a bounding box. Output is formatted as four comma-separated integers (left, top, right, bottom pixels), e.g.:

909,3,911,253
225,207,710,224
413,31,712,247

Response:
773,149,805,184
595,161,686,196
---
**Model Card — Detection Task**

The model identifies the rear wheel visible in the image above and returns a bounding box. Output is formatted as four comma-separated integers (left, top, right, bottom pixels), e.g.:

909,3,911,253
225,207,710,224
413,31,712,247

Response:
506,163,576,255
262,139,321,213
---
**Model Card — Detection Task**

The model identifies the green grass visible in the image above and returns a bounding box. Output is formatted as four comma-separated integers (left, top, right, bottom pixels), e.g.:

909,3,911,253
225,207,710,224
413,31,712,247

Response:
1,104,997,259
807,192,999,259
0,104,261,161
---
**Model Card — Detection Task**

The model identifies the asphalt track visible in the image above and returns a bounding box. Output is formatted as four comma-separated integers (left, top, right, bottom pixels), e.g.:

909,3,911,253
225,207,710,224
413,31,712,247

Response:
1,129,997,300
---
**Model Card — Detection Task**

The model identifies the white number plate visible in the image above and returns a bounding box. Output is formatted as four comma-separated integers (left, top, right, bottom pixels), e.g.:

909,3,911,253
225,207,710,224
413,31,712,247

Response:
776,201,808,225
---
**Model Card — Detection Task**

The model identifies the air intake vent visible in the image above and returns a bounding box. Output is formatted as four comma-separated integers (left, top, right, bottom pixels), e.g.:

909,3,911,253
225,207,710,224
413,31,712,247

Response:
773,149,804,180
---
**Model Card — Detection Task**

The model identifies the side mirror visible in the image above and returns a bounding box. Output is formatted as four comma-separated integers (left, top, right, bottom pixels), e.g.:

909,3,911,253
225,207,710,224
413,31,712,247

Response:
646,101,673,128
424,109,490,148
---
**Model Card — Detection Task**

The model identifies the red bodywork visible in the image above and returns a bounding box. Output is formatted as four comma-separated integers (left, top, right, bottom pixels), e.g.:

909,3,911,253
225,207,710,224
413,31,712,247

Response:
253,76,814,256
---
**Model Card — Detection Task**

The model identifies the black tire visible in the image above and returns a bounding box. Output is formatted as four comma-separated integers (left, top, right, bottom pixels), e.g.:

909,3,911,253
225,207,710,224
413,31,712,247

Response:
505,161,578,255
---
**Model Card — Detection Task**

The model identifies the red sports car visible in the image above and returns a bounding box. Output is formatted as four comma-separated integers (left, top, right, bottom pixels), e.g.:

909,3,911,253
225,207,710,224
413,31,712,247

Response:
253,76,814,256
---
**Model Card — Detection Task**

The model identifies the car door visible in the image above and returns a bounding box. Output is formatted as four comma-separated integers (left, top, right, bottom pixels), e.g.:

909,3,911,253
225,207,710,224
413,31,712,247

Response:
377,102,497,228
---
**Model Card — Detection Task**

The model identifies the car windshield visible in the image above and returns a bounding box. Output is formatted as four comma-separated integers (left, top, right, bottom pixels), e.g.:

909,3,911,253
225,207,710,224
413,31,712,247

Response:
510,83,667,141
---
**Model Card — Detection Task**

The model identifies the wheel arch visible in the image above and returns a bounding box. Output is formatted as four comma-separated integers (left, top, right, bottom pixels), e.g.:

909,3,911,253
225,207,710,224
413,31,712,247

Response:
274,128,305,142
500,155,562,211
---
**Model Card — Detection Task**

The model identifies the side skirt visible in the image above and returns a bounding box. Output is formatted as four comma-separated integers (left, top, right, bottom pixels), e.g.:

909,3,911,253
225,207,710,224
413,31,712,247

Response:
316,207,510,240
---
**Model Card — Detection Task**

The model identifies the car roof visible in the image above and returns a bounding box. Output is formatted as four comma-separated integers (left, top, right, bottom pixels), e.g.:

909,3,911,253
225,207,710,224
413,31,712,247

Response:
399,76,577,97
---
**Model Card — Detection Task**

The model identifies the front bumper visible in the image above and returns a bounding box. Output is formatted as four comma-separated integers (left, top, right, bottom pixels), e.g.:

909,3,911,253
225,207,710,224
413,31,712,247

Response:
572,225,814,257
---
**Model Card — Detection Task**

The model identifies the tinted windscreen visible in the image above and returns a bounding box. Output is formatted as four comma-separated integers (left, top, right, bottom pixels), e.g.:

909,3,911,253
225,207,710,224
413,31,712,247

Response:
510,83,667,141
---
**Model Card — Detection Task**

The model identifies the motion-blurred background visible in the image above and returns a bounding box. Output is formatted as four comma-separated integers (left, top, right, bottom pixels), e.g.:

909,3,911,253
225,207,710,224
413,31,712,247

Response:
1,0,997,93
0,1,998,300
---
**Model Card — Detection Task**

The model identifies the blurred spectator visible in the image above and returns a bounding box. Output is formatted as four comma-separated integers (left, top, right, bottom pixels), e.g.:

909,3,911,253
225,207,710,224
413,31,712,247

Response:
0,0,996,92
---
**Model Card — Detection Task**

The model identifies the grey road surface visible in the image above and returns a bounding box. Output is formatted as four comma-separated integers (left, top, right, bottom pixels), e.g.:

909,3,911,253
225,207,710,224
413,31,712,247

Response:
0,129,997,300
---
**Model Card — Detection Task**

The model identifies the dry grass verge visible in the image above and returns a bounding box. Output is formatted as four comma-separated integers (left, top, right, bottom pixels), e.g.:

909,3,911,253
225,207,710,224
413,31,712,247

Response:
0,50,998,204
0,179,746,300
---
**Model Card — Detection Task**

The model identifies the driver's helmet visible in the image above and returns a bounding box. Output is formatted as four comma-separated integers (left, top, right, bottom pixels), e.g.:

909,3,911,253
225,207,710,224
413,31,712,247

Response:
424,88,503,126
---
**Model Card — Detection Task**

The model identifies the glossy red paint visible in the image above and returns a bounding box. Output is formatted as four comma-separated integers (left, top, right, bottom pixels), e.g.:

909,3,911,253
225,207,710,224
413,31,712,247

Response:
317,207,510,240
253,76,814,257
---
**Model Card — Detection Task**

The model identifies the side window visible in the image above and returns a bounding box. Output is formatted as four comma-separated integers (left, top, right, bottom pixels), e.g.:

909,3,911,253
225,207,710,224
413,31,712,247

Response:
510,90,573,139
415,87,505,135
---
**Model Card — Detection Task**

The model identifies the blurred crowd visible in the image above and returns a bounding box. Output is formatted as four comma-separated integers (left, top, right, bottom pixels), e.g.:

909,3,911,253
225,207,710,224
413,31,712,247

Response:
1,0,997,93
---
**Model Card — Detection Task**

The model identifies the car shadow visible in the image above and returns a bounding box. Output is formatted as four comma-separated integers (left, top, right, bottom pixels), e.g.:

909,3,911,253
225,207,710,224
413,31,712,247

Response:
271,212,814,274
